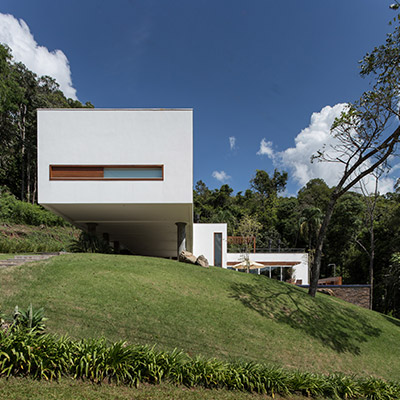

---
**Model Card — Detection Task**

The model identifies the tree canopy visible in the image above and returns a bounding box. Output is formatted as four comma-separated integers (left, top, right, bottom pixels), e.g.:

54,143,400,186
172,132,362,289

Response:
307,15,400,296
0,44,93,203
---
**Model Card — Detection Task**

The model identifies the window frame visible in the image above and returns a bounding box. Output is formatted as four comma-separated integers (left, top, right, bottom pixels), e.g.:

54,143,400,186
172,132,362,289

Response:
214,232,223,267
49,165,164,181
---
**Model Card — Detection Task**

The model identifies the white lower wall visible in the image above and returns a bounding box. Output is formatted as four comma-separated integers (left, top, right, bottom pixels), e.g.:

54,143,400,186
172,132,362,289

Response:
226,252,309,285
193,223,227,267
192,224,308,283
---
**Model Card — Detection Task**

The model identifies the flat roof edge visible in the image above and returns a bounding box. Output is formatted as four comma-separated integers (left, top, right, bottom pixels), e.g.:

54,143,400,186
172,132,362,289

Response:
298,284,371,288
39,202,194,206
37,108,193,111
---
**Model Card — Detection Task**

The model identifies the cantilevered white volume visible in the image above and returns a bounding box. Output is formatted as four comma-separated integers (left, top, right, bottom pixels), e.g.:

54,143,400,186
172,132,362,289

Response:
38,108,193,257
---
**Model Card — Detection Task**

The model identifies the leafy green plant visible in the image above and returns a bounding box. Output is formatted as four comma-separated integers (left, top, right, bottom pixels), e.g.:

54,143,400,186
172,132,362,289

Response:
0,308,5,328
359,377,400,400
68,232,113,254
0,187,67,227
1,329,400,398
13,304,47,333
0,328,69,379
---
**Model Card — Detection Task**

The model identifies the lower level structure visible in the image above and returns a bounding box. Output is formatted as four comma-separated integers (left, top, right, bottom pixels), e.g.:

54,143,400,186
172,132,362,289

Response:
193,223,309,285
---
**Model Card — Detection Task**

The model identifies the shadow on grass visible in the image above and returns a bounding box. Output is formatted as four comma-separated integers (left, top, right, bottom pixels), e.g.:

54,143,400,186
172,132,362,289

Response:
382,314,400,328
230,279,381,355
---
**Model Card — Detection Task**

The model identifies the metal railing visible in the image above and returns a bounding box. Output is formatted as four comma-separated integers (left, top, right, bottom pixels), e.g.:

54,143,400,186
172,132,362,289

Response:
254,248,305,253
227,245,305,254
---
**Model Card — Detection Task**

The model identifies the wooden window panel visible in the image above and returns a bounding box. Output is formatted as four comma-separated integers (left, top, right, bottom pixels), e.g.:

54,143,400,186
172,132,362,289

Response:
50,166,104,180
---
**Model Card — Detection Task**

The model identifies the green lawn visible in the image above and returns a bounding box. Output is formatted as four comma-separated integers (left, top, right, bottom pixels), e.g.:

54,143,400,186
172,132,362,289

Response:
1,253,399,380
0,378,321,400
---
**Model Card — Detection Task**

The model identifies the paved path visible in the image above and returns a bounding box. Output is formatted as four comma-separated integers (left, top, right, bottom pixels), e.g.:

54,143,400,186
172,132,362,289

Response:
0,253,63,269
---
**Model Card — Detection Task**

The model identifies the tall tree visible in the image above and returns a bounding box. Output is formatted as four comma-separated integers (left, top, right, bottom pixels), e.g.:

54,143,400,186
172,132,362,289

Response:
324,192,364,280
297,178,332,212
276,196,301,248
250,169,288,199
299,206,323,251
250,169,288,231
0,44,93,203
355,175,380,309
308,17,400,296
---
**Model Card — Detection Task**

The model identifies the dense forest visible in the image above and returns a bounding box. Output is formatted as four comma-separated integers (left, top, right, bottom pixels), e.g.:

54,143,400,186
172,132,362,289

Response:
194,172,400,316
0,44,93,204
0,42,399,317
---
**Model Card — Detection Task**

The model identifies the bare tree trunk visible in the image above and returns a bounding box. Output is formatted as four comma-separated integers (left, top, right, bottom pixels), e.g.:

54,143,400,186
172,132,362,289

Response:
18,104,27,201
369,221,375,309
27,148,31,203
367,179,378,310
32,167,37,204
354,232,374,309
358,175,378,310
308,194,338,297
369,230,375,310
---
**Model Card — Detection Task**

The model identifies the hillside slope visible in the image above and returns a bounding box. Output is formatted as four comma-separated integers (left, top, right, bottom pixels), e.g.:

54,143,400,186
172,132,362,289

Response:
0,253,399,380
0,189,78,253
0,224,78,253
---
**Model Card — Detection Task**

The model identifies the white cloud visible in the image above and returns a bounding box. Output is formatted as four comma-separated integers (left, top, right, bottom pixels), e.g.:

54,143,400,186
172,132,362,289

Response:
212,170,231,182
357,174,395,195
275,103,395,194
0,13,77,99
229,136,236,150
389,160,400,172
277,104,345,187
257,138,275,159
378,177,396,194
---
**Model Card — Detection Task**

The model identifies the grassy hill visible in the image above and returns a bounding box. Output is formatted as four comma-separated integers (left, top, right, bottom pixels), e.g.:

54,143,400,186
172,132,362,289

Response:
1,253,399,381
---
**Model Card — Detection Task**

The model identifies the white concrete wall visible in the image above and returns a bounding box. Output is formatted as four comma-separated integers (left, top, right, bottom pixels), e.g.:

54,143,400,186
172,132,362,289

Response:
227,252,309,285
38,109,193,205
193,223,227,267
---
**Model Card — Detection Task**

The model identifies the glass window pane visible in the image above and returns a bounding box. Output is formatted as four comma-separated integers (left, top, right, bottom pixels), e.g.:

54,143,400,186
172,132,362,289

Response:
104,167,162,179
214,233,222,267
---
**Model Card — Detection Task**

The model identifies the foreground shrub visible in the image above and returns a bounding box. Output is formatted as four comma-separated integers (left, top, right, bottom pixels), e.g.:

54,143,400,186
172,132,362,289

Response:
1,330,399,399
13,304,47,333
0,187,66,227
68,232,113,254
0,329,69,379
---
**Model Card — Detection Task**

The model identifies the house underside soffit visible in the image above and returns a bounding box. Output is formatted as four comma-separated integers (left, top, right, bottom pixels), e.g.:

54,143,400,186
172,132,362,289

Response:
43,203,193,258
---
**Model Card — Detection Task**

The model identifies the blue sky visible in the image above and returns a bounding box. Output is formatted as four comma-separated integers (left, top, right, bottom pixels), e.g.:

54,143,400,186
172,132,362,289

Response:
0,0,397,195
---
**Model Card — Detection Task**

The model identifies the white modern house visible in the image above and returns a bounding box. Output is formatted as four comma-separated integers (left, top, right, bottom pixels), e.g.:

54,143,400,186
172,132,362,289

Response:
38,108,308,284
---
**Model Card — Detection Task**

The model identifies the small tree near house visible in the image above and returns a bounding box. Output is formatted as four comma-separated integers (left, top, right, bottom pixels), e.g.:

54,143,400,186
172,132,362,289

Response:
237,215,262,273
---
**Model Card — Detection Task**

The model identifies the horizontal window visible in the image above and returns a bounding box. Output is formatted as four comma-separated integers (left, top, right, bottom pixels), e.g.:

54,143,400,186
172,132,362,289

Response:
104,167,162,179
50,165,164,181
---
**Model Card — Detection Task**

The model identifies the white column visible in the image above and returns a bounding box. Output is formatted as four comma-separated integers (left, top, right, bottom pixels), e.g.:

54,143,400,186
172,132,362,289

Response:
176,222,187,259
